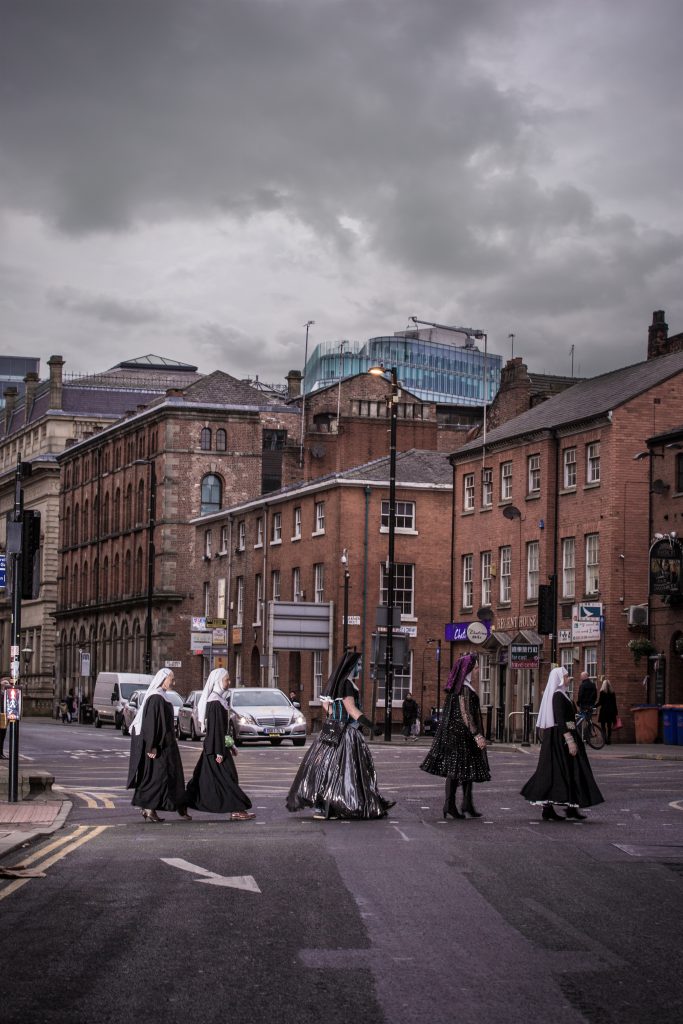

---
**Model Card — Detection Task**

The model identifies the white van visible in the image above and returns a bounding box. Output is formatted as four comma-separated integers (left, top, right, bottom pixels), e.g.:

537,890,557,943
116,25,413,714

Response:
92,672,153,728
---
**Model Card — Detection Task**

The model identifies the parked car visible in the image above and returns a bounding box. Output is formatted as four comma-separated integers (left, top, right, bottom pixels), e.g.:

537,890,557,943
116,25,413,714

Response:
228,687,307,746
422,707,443,736
120,688,183,736
176,690,205,741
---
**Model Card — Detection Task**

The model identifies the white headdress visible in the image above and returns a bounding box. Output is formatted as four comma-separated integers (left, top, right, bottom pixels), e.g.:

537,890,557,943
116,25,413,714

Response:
197,668,230,730
536,666,570,730
130,668,173,736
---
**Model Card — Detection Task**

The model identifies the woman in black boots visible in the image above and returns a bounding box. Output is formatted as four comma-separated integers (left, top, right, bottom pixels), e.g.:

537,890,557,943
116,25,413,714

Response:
420,653,490,820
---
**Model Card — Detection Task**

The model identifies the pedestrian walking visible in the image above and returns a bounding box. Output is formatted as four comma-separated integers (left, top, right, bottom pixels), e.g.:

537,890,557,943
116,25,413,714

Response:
65,689,76,724
286,651,394,820
185,669,254,820
420,653,490,820
596,676,619,745
576,671,597,712
401,692,420,741
521,666,604,821
0,678,9,759
126,668,192,823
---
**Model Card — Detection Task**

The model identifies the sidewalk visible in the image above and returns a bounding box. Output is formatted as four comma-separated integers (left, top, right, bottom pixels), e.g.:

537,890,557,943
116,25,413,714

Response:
0,764,72,860
390,735,683,761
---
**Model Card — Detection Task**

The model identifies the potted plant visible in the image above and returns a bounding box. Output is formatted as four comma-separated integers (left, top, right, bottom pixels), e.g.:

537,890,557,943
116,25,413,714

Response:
627,637,657,664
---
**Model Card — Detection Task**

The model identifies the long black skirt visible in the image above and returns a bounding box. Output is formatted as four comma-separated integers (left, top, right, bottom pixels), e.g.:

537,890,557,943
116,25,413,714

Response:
521,727,604,808
186,751,252,814
420,717,491,782
130,738,187,812
286,724,394,819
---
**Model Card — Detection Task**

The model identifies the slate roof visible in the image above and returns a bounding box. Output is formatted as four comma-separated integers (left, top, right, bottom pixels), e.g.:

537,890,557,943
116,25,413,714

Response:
181,371,285,408
455,350,683,456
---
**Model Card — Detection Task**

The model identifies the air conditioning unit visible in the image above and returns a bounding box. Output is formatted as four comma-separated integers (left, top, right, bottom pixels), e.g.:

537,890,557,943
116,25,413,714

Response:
627,604,649,627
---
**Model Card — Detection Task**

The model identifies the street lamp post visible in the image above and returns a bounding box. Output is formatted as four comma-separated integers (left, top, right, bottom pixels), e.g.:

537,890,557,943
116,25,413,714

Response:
368,364,399,742
134,458,157,673
421,638,435,713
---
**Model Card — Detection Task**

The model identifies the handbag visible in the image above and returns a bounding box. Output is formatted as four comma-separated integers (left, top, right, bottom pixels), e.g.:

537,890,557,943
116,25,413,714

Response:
613,715,623,730
320,718,345,747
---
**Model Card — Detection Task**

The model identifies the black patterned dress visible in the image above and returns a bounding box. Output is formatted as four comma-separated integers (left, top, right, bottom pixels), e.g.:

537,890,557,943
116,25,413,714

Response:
420,685,491,783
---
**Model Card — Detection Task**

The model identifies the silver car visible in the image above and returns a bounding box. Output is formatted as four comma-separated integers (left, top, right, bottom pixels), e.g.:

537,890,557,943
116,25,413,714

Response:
229,687,307,746
120,689,183,736
176,690,205,741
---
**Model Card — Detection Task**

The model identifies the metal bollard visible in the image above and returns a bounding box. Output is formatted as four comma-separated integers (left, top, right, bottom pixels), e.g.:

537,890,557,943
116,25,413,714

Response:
495,705,505,742
522,703,531,746
484,704,493,741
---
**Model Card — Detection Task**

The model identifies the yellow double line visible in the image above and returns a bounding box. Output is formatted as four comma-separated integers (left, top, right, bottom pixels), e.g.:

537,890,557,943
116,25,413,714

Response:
0,825,110,901
54,785,119,808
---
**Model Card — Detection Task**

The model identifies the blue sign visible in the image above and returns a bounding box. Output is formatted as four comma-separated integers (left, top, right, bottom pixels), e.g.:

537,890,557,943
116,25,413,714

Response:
445,620,492,643
0,553,5,589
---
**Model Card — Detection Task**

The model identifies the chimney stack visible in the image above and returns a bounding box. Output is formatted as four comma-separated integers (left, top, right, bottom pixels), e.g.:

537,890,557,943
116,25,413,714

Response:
47,355,65,410
648,310,669,360
286,369,302,399
4,386,18,431
24,371,40,419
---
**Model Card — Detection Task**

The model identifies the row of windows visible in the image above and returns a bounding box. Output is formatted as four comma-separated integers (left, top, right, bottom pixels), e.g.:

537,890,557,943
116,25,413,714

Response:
63,481,150,545
459,534,599,609
61,548,148,607
63,431,160,489
462,443,601,511
200,428,228,452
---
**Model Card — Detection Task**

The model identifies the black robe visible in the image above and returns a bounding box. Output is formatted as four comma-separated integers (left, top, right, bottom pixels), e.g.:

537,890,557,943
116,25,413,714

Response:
185,701,252,814
521,691,604,808
127,693,187,811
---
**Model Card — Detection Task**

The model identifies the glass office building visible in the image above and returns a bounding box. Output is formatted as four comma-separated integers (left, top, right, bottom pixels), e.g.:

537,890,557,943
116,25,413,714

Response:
0,355,41,410
304,328,501,406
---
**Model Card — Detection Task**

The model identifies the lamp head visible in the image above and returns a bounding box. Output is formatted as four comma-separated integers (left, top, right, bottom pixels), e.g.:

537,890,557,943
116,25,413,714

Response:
368,364,386,377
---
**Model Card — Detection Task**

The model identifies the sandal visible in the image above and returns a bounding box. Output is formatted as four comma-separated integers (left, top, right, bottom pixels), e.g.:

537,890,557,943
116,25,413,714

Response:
230,811,256,821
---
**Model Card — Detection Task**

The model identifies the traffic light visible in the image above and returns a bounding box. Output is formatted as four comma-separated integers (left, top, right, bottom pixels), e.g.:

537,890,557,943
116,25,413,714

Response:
21,509,41,600
537,578,556,635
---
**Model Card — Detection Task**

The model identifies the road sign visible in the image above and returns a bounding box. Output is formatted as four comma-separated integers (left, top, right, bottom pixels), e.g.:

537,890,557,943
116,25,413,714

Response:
0,553,6,589
165,660,182,668
80,651,91,677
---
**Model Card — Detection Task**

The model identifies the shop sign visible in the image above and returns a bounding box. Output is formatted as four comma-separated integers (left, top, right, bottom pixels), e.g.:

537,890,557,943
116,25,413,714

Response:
510,643,539,669
192,616,207,631
191,631,211,654
205,618,227,630
649,538,682,596
445,620,492,643
571,603,602,642
212,628,227,644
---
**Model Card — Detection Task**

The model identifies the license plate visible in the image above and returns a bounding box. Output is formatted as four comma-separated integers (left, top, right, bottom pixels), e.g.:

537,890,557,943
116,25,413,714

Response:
265,728,284,735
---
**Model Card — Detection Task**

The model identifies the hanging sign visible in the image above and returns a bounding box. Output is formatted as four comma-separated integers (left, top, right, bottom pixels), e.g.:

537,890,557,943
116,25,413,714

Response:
510,643,539,669
649,538,682,596
5,686,22,721
445,620,492,643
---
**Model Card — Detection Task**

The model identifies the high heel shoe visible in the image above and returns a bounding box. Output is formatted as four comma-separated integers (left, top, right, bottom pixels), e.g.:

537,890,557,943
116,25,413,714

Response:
461,782,482,818
565,806,587,820
443,778,464,819
541,804,564,822
142,810,164,823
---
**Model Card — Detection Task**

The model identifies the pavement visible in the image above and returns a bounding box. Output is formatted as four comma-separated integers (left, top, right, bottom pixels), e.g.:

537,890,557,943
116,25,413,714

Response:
0,737,681,863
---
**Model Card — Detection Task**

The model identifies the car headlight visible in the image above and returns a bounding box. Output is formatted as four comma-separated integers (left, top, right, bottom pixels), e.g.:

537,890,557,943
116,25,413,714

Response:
293,711,306,724
237,714,256,726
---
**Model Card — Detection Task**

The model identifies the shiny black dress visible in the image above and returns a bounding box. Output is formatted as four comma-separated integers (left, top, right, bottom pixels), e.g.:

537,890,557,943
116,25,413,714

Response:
420,685,491,782
127,693,187,811
521,691,604,808
286,680,394,819
186,701,252,814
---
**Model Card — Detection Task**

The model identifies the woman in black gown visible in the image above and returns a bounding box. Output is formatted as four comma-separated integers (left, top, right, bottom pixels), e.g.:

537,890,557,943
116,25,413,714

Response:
127,668,191,823
185,669,254,820
286,651,394,820
420,653,490,819
521,666,604,821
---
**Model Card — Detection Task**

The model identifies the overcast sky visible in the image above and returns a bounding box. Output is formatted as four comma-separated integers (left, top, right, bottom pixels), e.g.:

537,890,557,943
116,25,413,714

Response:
2,0,683,385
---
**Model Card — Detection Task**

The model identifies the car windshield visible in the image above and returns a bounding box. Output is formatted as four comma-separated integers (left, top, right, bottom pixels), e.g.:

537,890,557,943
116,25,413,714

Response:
167,692,183,707
184,691,202,706
231,690,290,708
121,682,148,699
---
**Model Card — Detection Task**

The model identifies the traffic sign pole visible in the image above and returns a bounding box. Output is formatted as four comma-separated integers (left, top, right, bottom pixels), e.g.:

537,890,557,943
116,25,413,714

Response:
8,455,23,802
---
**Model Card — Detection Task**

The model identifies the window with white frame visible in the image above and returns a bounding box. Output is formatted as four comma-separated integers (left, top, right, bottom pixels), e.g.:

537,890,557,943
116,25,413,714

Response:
234,651,242,687
272,512,282,543
217,578,226,619
314,501,325,533
380,563,415,616
378,652,413,704
203,581,210,617
220,525,228,553
500,545,512,602
292,567,301,602
272,569,281,601
463,473,475,511
255,517,264,547
560,647,575,696
237,521,246,550
526,541,539,600
236,577,244,626
584,646,598,679
528,454,541,493
381,500,415,530
501,461,512,500
481,551,492,607
204,529,212,558
462,554,473,608
272,651,280,688
254,574,263,624
314,563,325,603
585,534,599,593
479,653,491,706
482,468,493,507
293,506,302,539
562,537,575,598
586,442,600,484
313,650,324,699
563,448,576,489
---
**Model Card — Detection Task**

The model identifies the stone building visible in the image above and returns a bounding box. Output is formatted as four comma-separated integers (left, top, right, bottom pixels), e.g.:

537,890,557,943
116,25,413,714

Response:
0,354,201,712
192,449,453,731
450,316,683,741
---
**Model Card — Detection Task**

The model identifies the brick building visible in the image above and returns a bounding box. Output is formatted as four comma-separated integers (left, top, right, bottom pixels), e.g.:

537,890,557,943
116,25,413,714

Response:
192,449,453,731
450,317,683,741
54,371,299,706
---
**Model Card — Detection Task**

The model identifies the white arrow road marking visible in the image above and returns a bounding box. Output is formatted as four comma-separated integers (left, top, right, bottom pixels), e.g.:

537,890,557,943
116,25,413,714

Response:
161,857,261,892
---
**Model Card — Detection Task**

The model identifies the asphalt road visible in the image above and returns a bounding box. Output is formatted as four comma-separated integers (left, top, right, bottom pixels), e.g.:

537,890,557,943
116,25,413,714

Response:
1,721,682,1024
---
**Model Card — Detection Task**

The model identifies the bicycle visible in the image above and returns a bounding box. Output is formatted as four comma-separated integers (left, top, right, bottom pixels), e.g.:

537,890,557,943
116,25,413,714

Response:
575,707,605,750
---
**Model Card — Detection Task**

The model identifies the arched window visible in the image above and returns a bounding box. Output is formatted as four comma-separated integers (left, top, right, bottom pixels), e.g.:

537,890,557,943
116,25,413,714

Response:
71,563,79,606
200,427,212,451
216,428,227,452
200,474,222,515
81,561,88,604
124,549,132,593
92,495,99,540
121,621,130,671
65,508,71,547
136,479,145,525
135,547,143,593
91,558,98,599
102,557,109,601
110,622,118,671
99,622,107,672
113,553,120,596
82,501,89,541
113,488,121,532
124,484,132,530
103,493,110,534
73,504,79,545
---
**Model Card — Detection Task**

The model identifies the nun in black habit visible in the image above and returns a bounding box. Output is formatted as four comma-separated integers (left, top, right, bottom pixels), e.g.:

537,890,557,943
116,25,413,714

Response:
286,651,394,820
127,668,191,823
185,669,254,819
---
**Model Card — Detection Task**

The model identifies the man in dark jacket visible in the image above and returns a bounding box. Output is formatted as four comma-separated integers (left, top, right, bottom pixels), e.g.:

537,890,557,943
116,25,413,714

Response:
402,692,420,741
577,672,597,711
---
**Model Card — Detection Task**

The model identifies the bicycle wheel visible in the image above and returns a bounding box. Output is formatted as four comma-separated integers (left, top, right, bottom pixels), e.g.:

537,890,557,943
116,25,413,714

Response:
587,721,605,750
576,718,589,745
